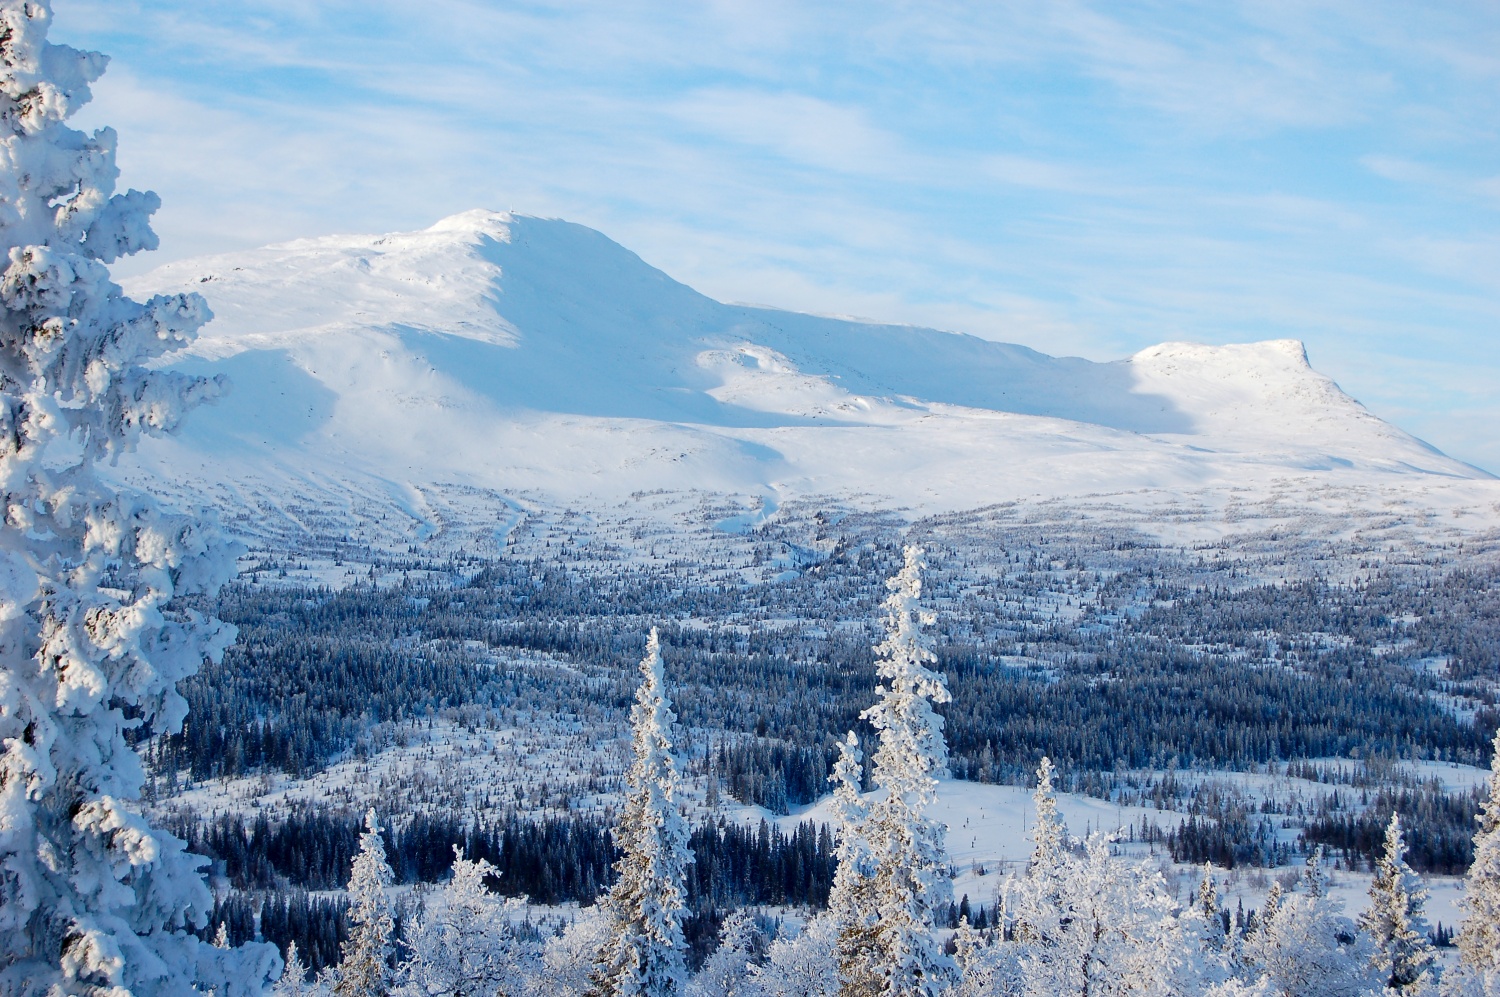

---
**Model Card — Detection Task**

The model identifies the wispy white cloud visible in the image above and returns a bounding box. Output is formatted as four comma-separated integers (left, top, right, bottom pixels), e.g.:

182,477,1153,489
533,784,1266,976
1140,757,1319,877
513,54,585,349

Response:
1363,154,1500,208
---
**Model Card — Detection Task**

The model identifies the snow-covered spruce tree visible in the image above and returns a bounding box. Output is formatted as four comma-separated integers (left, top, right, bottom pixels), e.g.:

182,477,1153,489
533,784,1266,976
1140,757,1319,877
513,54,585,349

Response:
396,846,531,997
687,911,761,997
1240,873,1375,997
0,3,276,995
1304,845,1331,899
1192,863,1229,953
1027,755,1066,874
1359,813,1434,993
271,942,308,997
1004,831,1187,997
823,730,882,997
1458,728,1500,978
334,809,396,997
826,731,870,925
1006,755,1069,947
592,628,691,997
835,545,953,997
1185,863,1245,993
750,916,840,997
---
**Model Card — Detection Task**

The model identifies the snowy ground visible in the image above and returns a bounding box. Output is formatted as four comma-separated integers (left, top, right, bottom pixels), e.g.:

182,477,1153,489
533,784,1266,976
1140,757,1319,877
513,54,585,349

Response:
730,776,1469,934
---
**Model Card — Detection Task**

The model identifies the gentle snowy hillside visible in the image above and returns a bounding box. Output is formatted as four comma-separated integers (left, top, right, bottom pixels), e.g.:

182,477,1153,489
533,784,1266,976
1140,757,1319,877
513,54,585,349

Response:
120,210,1496,546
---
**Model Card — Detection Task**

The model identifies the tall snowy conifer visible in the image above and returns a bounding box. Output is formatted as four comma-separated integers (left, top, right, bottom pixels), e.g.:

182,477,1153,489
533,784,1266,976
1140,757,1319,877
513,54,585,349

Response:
1304,845,1330,899
271,942,307,997
1359,813,1433,992
1009,756,1069,947
1028,756,1066,874
827,731,872,924
1459,728,1500,977
0,3,274,995
334,809,396,997
828,731,881,997
837,545,954,997
593,628,691,997
1193,864,1228,953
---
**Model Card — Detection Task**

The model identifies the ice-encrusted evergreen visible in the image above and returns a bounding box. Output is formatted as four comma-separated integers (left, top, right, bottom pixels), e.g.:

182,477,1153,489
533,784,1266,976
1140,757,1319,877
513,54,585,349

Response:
1006,756,1071,949
334,809,395,997
593,628,691,997
836,545,954,997
826,731,870,925
1027,755,1066,875
272,942,308,997
0,2,274,994
1192,864,1229,955
826,729,877,994
1004,830,1187,997
1458,729,1500,979
1359,813,1434,993
686,911,760,997
397,846,530,997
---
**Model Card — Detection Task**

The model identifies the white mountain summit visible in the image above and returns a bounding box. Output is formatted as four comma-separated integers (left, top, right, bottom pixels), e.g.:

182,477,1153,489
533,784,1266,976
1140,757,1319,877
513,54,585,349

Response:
120,209,1495,550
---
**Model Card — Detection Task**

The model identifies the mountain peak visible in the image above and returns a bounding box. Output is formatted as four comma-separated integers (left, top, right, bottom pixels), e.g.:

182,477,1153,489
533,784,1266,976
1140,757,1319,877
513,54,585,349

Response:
423,208,515,238
1130,338,1310,369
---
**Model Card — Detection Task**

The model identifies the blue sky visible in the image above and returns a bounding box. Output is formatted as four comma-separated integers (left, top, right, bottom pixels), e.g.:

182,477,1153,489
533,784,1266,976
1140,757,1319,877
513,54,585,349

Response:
65,1,1500,471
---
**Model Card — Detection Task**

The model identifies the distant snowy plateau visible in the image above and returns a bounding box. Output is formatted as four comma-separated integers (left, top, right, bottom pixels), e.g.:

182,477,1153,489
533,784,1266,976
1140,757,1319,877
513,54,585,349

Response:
121,209,1500,568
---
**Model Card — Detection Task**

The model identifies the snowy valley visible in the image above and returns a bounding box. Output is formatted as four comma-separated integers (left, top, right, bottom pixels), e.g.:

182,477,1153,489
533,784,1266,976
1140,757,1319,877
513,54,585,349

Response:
104,213,1500,987
6,6,1500,991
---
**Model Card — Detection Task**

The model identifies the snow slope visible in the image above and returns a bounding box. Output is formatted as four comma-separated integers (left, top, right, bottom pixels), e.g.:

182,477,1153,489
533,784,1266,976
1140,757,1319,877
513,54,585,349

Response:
120,210,1497,543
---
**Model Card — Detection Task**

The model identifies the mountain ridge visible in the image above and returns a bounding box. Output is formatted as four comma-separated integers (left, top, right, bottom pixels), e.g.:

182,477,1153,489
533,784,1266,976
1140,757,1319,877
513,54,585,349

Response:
115,209,1496,550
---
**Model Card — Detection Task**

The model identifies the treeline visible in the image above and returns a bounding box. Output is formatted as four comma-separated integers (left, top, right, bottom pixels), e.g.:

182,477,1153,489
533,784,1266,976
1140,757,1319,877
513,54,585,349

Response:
205,889,355,973
183,808,839,973
177,806,837,903
714,739,836,815
688,817,834,910
1166,813,1291,870
167,806,614,900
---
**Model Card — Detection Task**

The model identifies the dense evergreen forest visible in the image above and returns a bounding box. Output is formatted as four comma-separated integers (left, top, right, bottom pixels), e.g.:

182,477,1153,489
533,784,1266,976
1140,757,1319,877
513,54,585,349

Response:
133,531,1500,925
133,528,1500,984
175,805,847,971
152,545,1497,799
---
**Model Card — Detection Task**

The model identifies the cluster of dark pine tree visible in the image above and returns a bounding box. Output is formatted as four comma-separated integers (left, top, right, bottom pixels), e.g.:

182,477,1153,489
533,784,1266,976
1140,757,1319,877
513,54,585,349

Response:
1168,814,1292,869
175,807,840,971
1300,782,1488,875
205,891,354,974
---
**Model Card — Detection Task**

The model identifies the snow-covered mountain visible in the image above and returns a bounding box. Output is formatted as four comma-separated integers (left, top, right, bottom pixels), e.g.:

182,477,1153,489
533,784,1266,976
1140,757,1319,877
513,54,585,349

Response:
121,210,1497,551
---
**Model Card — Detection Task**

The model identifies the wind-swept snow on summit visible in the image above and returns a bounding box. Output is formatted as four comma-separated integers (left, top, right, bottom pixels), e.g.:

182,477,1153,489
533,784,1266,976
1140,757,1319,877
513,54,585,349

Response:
121,209,1493,534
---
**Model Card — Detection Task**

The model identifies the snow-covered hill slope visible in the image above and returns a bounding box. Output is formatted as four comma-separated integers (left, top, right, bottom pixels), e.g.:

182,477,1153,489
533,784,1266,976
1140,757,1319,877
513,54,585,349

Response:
120,210,1497,549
